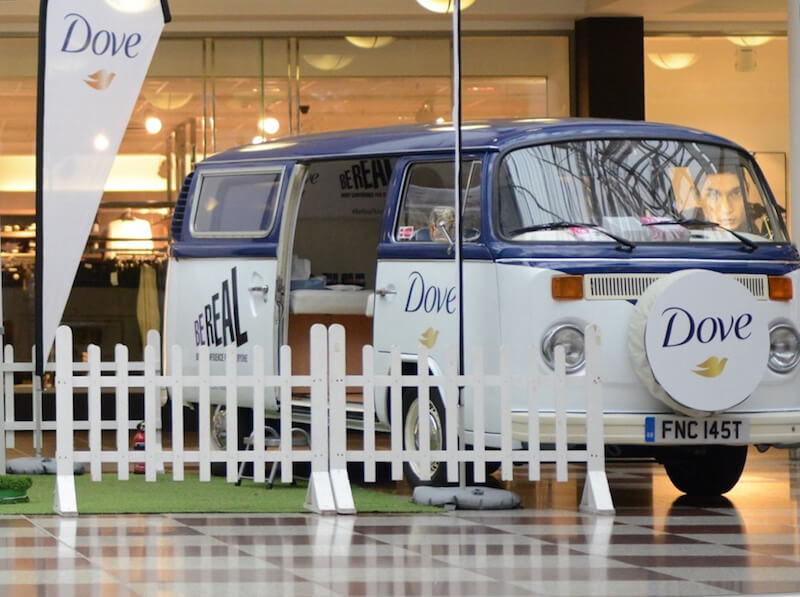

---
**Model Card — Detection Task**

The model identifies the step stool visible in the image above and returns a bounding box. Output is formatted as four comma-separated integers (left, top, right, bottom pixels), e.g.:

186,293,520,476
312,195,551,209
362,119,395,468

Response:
235,425,311,489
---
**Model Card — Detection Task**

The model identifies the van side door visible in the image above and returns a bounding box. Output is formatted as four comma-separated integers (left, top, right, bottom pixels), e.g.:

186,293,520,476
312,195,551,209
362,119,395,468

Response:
164,162,299,407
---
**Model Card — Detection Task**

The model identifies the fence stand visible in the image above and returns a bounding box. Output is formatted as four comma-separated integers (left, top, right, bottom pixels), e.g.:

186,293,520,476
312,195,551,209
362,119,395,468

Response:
579,325,614,515
303,324,340,514
53,326,77,516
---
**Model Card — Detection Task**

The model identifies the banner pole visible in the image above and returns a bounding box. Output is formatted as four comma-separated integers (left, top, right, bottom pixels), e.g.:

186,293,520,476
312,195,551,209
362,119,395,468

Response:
35,0,48,381
451,0,466,488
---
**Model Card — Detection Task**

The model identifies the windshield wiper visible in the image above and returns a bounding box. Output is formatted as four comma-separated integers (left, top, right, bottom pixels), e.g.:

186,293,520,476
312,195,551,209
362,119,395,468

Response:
642,217,757,252
508,221,635,251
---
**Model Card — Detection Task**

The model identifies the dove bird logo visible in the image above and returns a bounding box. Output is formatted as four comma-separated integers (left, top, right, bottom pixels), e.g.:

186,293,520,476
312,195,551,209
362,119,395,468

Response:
84,69,116,90
419,327,439,349
693,356,728,378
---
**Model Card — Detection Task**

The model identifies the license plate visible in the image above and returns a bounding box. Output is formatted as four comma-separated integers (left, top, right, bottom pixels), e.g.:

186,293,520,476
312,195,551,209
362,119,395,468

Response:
644,416,749,444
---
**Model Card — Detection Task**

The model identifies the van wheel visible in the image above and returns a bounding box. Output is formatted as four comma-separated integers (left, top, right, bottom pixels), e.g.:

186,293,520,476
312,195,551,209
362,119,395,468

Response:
208,405,253,477
660,445,748,496
402,387,448,487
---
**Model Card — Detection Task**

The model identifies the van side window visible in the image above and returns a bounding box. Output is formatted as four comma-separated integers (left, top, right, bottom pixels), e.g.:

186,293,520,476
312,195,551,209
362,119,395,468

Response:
192,169,283,237
396,160,482,242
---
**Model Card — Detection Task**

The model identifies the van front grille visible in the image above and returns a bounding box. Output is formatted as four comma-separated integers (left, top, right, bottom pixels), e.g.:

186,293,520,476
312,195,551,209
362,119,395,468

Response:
583,273,768,300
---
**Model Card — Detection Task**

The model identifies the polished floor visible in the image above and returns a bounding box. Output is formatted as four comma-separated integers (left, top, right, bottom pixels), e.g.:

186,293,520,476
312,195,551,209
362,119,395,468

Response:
2,447,800,596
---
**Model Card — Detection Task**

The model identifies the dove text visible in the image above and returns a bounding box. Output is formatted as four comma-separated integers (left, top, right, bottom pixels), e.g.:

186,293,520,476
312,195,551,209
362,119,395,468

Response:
660,307,752,348
404,271,457,314
60,13,143,59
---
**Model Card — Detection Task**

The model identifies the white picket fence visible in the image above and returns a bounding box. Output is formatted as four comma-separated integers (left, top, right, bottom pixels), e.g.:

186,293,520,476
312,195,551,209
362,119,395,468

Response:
43,323,613,516
0,332,163,475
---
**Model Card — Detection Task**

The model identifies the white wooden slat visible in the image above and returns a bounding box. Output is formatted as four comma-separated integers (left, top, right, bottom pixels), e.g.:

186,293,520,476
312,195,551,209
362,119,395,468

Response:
2,345,12,450
279,345,293,485
444,346,459,485
225,343,238,484
554,344,568,482
527,344,541,482
328,324,347,472
87,344,102,481
309,324,328,476
31,346,42,456
197,345,211,482
144,342,158,482
362,345,376,483
416,346,431,483
251,344,266,484
585,324,604,473
53,326,77,516
115,344,130,481
389,347,403,481
470,345,485,484
147,330,164,467
499,347,513,481
170,345,184,481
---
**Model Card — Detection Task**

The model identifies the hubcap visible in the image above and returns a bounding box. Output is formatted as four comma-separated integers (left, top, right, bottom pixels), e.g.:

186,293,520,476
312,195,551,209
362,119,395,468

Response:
404,398,443,479
211,406,227,449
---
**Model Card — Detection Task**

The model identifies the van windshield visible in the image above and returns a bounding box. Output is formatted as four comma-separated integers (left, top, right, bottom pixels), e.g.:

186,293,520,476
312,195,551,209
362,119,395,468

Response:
496,139,787,244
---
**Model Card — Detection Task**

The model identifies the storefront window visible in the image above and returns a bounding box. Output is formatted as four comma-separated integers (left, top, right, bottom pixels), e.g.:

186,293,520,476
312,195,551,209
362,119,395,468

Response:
645,36,789,215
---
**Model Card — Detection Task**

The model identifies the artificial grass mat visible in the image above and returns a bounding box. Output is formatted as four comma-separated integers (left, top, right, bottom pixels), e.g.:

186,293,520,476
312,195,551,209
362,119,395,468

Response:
0,474,443,515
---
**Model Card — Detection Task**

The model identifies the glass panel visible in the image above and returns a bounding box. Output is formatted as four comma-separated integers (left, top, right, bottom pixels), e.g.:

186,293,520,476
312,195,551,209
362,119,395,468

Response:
497,140,786,244
192,170,282,236
645,36,788,216
396,160,481,242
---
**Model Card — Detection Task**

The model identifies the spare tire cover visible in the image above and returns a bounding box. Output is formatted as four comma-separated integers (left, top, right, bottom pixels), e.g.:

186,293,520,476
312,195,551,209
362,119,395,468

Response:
628,269,768,417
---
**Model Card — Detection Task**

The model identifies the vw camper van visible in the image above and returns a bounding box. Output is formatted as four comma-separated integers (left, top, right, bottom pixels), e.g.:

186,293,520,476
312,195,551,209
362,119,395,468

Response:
164,119,800,495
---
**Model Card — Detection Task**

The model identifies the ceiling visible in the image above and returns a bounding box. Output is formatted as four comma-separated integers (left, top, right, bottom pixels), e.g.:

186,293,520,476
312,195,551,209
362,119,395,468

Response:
0,0,790,35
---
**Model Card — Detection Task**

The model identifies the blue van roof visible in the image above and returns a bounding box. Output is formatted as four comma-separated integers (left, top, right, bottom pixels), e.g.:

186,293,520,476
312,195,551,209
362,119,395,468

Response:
201,118,742,164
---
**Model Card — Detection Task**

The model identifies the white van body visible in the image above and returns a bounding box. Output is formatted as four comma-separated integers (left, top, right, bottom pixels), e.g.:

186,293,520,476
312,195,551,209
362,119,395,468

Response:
164,119,800,494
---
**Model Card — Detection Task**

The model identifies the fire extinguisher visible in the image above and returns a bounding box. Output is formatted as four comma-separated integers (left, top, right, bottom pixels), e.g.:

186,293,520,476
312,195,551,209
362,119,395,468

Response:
133,421,145,474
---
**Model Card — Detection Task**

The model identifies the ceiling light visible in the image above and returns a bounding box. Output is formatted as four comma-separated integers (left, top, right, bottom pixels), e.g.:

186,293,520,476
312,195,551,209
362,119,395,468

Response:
727,36,772,48
144,115,162,135
302,54,354,71
144,91,193,111
259,117,280,135
345,36,395,49
647,52,698,71
416,0,476,13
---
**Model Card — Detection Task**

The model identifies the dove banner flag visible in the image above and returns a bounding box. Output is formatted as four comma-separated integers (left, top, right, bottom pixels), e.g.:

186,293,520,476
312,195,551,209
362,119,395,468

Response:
35,0,170,373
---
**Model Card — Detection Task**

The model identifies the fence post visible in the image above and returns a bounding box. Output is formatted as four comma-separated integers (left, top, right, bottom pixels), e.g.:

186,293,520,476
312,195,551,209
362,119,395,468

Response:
197,346,211,482
3,345,14,450
554,345,568,482
361,345,376,483
53,326,77,516
580,324,614,514
251,344,266,484
87,344,102,481
115,344,130,480
0,344,6,472
144,342,158,482
224,343,238,484
304,324,336,514
327,324,355,514
170,345,184,481
147,330,165,472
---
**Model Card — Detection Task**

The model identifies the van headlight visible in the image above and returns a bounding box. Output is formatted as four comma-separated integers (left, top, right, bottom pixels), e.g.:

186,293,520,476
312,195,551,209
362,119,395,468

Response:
768,323,800,373
541,323,585,373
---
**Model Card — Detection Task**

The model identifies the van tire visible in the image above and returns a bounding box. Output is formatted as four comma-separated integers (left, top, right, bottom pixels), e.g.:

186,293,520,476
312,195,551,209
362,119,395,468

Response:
660,445,748,496
208,405,254,477
402,387,448,487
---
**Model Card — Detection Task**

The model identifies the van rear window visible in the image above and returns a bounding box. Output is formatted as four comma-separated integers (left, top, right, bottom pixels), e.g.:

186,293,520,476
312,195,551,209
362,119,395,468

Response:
191,168,283,237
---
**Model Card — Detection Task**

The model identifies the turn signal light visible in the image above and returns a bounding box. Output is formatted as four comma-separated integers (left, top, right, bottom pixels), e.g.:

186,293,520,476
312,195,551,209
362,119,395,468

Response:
768,276,793,301
551,275,583,300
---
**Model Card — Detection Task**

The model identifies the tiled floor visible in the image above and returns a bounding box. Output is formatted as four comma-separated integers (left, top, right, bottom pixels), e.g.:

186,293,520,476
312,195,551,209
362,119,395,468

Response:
2,447,800,596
